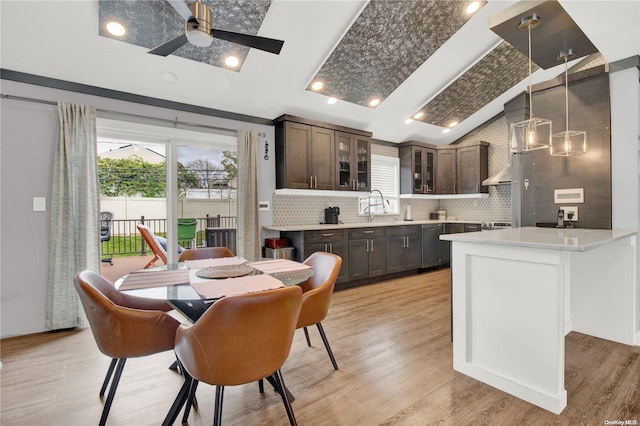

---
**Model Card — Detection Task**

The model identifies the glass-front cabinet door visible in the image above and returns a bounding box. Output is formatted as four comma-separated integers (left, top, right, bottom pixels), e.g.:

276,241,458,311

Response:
335,132,370,191
336,132,352,190
413,147,435,194
355,136,370,192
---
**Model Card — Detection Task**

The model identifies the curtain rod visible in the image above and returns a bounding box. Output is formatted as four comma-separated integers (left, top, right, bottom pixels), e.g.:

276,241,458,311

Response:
0,93,266,136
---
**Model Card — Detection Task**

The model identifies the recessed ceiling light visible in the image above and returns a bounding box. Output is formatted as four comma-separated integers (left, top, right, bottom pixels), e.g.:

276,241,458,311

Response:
466,1,481,14
224,55,240,68
405,118,414,124
413,111,424,119
311,81,324,91
448,121,459,128
443,128,451,134
368,98,381,107
327,97,338,105
105,20,126,37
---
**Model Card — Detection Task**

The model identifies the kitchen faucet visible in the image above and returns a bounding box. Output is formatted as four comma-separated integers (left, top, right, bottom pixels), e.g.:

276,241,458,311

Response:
365,189,389,222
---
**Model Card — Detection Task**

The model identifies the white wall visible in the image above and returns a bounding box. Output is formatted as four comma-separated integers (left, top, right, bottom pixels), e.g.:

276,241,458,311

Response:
609,65,640,337
0,79,275,338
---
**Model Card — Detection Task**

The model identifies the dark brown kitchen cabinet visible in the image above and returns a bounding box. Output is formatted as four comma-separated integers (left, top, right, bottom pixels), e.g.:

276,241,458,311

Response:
275,115,372,191
399,142,436,194
274,120,335,190
385,225,421,274
456,143,489,194
280,229,348,284
335,132,371,192
436,148,457,194
348,228,385,281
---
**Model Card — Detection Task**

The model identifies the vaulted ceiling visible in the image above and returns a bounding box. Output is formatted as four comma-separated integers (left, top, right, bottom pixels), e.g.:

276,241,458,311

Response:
1,1,638,144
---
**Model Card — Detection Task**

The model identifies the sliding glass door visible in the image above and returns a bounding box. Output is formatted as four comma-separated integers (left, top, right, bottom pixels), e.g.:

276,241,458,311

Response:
97,118,237,266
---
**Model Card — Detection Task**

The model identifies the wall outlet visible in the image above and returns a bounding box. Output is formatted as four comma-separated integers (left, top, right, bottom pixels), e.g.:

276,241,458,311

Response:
561,206,578,221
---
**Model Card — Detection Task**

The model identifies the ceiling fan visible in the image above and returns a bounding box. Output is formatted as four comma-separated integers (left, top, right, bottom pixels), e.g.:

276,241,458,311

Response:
149,0,284,57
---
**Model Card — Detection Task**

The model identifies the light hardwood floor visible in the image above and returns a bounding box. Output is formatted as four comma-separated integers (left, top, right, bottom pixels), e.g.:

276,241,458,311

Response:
2,268,639,425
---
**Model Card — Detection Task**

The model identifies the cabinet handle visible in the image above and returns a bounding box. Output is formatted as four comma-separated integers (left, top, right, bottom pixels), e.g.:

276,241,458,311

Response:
366,240,370,252
352,179,356,191
323,244,328,252
370,239,374,252
406,236,409,248
329,243,333,253
401,237,406,248
476,183,479,192
364,230,374,234
322,233,334,237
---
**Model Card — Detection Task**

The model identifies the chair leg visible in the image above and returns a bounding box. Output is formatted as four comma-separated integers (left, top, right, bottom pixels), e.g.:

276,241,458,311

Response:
316,322,338,370
258,378,264,393
213,385,225,426
100,358,126,426
181,379,199,424
274,369,297,426
303,326,311,347
161,372,192,426
100,358,118,397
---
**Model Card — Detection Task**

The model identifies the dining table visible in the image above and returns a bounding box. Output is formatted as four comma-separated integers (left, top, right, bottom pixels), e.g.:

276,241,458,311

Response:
116,256,314,322
116,256,313,425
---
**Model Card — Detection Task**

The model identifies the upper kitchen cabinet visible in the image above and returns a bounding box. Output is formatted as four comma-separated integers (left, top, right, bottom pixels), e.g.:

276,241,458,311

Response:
399,142,436,194
456,142,488,194
436,147,457,194
401,140,488,196
274,115,371,191
275,119,334,190
336,131,371,192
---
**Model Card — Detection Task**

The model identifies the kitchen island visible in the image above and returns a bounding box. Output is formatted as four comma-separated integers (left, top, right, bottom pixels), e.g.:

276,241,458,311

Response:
441,227,638,414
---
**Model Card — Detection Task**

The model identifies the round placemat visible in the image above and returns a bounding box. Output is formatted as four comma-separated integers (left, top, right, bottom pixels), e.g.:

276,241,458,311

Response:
195,264,253,279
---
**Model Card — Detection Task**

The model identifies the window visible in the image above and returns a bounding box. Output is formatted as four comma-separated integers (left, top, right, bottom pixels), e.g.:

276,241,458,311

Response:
358,154,399,216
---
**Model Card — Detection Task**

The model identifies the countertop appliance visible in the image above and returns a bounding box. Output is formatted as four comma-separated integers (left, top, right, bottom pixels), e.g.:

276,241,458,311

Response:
324,207,340,224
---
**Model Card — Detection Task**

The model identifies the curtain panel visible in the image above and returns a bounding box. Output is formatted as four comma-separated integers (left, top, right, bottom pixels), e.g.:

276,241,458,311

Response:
237,130,260,260
46,101,100,330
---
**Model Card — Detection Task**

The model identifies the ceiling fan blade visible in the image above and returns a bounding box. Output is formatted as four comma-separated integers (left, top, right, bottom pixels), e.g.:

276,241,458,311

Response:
148,33,189,56
212,29,284,55
166,0,193,21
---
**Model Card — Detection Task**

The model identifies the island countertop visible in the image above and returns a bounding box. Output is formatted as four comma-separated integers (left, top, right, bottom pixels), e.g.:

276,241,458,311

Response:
440,226,636,252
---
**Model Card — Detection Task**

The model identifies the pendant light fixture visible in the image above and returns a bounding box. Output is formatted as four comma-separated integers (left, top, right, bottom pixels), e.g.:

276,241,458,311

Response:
510,14,552,152
550,49,587,156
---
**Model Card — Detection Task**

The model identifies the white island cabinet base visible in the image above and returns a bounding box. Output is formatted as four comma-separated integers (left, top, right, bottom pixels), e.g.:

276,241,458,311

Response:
443,228,637,415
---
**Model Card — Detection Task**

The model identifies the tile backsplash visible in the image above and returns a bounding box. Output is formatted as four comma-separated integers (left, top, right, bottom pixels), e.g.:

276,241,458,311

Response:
271,115,511,226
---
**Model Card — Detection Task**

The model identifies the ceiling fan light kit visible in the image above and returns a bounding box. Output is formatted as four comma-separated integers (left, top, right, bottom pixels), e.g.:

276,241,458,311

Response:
510,13,552,153
149,0,284,57
551,49,587,157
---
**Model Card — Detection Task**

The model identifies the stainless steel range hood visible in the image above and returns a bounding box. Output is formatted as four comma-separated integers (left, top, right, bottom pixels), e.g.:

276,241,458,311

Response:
482,164,511,186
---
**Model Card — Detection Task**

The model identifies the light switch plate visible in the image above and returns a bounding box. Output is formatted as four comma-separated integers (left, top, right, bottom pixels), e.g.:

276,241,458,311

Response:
33,196,46,212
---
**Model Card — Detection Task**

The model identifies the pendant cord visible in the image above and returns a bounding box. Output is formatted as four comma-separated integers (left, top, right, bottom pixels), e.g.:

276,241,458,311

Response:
528,22,533,120
564,54,569,132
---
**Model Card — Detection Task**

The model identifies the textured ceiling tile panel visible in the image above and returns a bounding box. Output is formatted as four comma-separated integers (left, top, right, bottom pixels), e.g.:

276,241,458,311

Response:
98,0,271,69
308,0,484,107
417,41,534,127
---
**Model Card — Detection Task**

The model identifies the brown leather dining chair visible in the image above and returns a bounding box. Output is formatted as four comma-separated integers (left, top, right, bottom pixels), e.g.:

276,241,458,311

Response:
172,286,303,426
296,251,342,370
178,246,234,262
74,270,180,426
137,223,168,269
